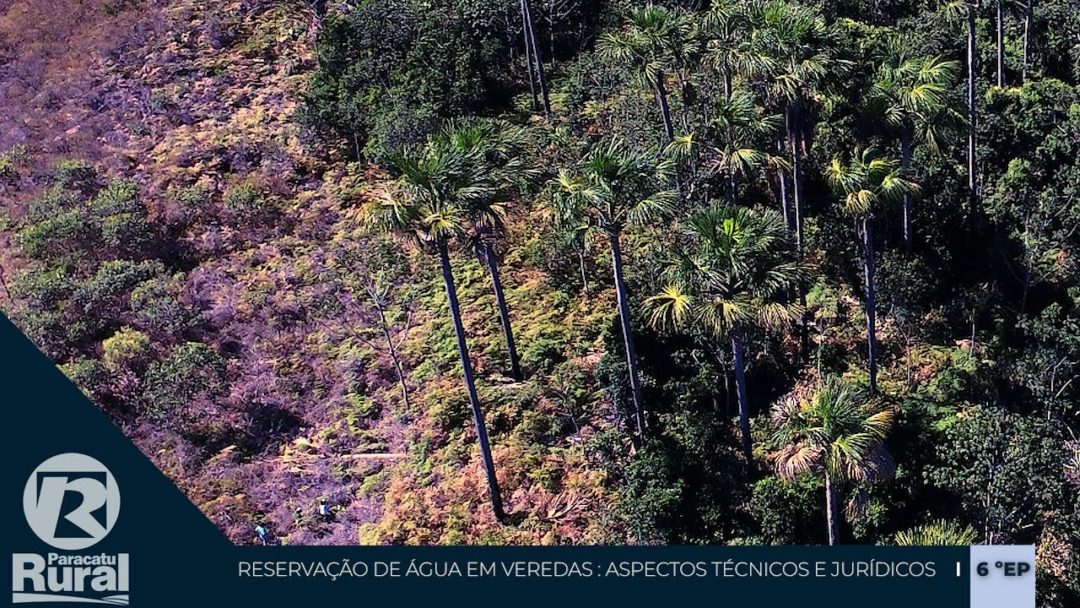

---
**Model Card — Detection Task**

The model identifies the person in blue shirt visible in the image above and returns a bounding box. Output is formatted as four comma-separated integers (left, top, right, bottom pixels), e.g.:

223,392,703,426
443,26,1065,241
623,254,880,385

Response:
255,524,268,545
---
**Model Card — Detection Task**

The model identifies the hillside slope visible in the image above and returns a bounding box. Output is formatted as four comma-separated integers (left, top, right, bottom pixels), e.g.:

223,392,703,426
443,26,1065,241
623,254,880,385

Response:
0,0,620,545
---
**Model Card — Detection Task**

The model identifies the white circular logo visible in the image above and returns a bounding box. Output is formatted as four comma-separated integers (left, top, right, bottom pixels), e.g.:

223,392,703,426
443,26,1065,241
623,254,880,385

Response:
23,453,120,550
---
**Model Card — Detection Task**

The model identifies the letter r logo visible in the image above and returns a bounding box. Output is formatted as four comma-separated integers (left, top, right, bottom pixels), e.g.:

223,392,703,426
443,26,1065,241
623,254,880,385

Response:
23,454,120,550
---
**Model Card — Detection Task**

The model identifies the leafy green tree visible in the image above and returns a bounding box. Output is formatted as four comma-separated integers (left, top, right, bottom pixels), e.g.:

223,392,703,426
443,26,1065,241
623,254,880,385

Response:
368,133,507,520
927,407,1073,545
827,148,919,394
302,0,513,160
549,138,676,439
646,205,804,460
771,377,895,545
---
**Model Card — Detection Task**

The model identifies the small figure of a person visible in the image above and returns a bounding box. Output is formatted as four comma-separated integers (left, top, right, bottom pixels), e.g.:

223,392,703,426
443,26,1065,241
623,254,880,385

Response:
319,499,331,522
255,524,268,545
293,506,304,528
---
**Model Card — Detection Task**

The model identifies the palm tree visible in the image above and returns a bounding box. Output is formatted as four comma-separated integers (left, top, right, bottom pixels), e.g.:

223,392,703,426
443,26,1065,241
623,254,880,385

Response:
600,6,696,143
740,1,844,361
1022,0,1035,81
772,377,896,545
701,0,754,102
646,205,804,460
549,138,677,440
664,91,786,210
871,51,961,251
894,520,978,545
718,91,786,207
743,0,842,258
434,120,534,381
827,148,919,394
521,0,551,115
992,0,1026,86
368,137,506,521
943,0,983,214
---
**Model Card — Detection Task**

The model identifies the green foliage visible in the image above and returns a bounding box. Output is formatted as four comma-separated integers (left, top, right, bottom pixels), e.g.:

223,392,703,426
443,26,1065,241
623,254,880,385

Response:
129,274,201,337
618,443,686,543
301,0,514,159
58,357,111,401
749,475,822,545
223,181,279,219
142,342,228,426
927,407,1073,544
102,327,151,371
51,159,97,193
893,520,978,545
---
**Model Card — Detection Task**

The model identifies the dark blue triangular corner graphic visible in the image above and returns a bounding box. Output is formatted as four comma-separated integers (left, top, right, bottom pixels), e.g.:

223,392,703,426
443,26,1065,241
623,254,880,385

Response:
0,313,230,605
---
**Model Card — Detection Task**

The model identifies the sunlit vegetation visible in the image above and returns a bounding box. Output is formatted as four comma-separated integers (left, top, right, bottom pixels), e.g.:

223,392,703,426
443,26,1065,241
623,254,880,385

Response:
0,0,1078,602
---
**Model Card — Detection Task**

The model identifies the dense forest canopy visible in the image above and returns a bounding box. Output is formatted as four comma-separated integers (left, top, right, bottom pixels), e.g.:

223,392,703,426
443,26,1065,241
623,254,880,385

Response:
0,0,1077,603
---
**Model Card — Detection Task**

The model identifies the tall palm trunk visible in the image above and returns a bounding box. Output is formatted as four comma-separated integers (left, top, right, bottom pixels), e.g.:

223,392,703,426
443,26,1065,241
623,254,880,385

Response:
608,230,646,439
996,1,1005,87
788,104,810,360
787,103,805,257
521,0,539,111
825,470,840,545
900,127,914,253
372,296,412,411
437,241,505,520
654,69,675,143
862,218,879,395
1022,0,1034,81
732,336,752,461
522,0,551,116
966,5,979,216
481,242,524,381
778,140,793,235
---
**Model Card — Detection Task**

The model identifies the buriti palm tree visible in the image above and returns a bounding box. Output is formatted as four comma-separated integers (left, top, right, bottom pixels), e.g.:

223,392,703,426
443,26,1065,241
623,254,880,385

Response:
664,91,785,210
367,137,506,521
600,6,696,143
646,205,804,460
743,0,843,257
771,377,896,545
709,90,786,207
871,50,961,251
520,0,550,115
894,520,978,545
943,0,984,214
549,138,676,440
827,148,919,394
701,0,754,102
434,119,533,381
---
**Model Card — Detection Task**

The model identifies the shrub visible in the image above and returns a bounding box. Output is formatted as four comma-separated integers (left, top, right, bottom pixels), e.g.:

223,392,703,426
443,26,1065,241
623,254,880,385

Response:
58,357,111,400
129,274,201,337
143,342,227,425
102,327,152,371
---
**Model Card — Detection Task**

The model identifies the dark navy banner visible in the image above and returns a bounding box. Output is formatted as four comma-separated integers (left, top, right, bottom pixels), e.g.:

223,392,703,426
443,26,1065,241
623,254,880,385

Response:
0,316,1032,607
